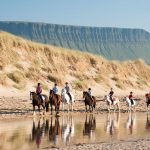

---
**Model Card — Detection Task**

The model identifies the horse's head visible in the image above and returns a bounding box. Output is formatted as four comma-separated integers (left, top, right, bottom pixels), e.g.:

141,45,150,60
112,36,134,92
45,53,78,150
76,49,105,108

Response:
49,89,54,98
30,91,35,100
83,91,86,98
104,95,108,101
122,97,127,102
61,88,66,95
145,93,149,98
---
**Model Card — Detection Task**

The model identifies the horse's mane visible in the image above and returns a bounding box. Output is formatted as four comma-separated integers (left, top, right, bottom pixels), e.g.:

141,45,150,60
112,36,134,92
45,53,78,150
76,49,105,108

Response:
146,93,150,99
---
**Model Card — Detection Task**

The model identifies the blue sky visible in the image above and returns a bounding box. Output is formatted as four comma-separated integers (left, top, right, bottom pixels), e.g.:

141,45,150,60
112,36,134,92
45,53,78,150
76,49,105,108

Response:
0,0,150,31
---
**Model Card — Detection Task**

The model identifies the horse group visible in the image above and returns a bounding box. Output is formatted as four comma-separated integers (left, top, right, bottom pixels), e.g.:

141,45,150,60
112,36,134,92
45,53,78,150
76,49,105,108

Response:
30,88,76,115
30,90,150,115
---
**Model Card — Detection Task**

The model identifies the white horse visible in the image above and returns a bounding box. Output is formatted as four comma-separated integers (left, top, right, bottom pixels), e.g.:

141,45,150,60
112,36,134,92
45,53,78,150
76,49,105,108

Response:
62,115,74,144
104,95,120,112
61,88,75,111
126,112,136,134
123,97,136,112
106,113,120,135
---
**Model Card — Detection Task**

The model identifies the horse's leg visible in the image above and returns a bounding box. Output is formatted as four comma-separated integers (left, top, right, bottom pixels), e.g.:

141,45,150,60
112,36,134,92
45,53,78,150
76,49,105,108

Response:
67,104,69,112
118,103,120,112
108,104,111,113
33,105,36,115
50,104,53,115
62,102,64,111
42,104,45,115
38,105,41,115
71,103,73,111
85,104,87,112
147,103,149,112
113,105,116,113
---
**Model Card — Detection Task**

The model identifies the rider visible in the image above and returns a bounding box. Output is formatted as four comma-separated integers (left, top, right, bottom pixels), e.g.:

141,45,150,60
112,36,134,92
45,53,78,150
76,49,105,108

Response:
129,91,134,105
109,88,114,104
65,82,72,101
88,88,92,96
52,83,59,99
52,83,58,95
36,83,43,103
88,88,93,102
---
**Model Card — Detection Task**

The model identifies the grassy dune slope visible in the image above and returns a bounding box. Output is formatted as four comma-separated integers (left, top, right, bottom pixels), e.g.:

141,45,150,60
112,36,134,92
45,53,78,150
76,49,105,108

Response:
0,31,150,95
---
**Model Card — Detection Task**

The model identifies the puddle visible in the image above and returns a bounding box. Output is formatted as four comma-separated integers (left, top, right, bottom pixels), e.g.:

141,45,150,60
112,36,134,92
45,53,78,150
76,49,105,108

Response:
1,112,150,150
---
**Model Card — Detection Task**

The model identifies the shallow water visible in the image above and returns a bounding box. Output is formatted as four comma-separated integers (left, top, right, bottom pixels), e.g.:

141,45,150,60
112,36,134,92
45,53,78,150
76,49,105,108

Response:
1,112,150,150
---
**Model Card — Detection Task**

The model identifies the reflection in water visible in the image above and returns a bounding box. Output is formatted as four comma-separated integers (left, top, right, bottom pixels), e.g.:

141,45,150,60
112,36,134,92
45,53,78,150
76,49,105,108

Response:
62,115,75,145
83,114,96,138
126,112,136,135
106,113,120,136
146,114,150,130
30,118,46,148
49,117,61,145
2,113,150,150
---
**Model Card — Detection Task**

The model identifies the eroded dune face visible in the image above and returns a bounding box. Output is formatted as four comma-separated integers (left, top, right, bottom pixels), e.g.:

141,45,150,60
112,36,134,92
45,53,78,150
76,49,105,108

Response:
0,31,150,95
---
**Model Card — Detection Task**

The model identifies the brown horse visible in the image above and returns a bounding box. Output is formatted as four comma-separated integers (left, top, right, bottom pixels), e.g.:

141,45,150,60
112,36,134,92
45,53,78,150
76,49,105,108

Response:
49,117,61,144
83,91,96,112
83,114,96,138
145,93,150,111
31,118,46,148
30,91,49,115
49,90,61,115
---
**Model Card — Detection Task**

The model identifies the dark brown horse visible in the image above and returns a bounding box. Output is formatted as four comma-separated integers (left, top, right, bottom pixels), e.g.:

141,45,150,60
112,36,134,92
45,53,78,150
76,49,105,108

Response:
31,119,46,148
49,90,61,115
145,93,150,111
83,91,96,112
83,114,96,138
30,91,49,115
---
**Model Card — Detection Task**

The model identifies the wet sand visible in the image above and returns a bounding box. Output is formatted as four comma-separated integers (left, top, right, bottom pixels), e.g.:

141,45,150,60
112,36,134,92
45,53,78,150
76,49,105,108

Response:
0,95,147,119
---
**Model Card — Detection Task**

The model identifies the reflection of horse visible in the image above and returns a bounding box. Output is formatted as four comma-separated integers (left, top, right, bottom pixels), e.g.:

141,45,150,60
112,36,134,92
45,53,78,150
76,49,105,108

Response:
62,115,75,145
145,93,150,111
123,97,136,112
30,91,49,115
126,112,136,134
31,118,46,148
61,88,75,111
104,95,120,112
49,117,61,145
49,90,61,115
106,113,120,135
145,114,150,130
83,114,96,138
83,91,96,112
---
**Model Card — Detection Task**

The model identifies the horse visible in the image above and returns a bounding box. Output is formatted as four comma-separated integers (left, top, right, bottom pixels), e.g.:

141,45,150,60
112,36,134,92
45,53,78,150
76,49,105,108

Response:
49,116,61,144
104,95,120,112
61,88,75,111
62,115,74,144
126,112,136,135
106,112,120,136
123,97,136,112
83,114,96,138
49,89,61,115
146,113,150,130
30,91,49,115
83,91,96,112
31,118,46,148
145,93,150,111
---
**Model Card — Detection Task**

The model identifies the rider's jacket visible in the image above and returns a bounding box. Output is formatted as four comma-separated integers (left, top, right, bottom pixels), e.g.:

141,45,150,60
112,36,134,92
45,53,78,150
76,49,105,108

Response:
53,86,58,94
36,86,42,94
